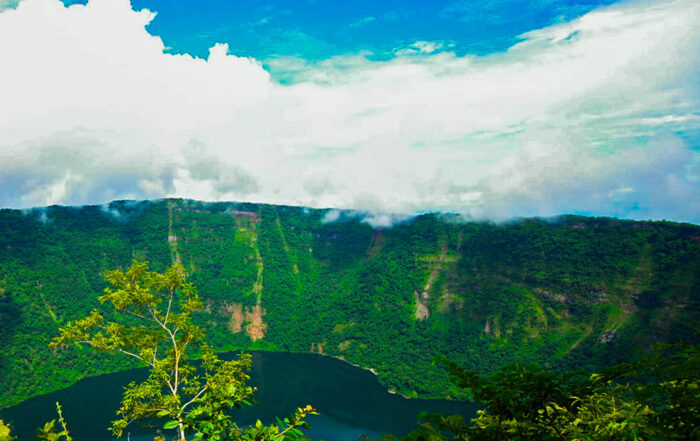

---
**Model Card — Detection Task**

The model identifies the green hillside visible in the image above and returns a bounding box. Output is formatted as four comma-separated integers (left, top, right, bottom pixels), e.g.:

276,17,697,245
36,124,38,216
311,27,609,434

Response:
1,199,698,408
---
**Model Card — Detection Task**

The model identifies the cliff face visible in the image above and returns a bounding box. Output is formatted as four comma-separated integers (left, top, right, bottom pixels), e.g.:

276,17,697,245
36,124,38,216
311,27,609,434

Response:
1,199,698,406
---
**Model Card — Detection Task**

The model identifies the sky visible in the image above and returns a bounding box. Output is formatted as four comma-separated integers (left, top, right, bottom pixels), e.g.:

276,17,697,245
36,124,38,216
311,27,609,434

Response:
0,0,698,223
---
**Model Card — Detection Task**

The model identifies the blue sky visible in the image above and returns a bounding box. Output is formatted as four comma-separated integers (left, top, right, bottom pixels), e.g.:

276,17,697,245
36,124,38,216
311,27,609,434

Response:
0,0,698,223
62,0,619,61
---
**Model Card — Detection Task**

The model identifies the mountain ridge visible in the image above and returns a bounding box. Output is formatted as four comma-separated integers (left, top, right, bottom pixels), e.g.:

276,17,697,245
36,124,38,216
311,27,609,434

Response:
1,199,698,407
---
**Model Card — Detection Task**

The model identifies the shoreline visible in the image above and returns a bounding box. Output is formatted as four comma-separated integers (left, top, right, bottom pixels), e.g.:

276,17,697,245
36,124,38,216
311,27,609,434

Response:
1,347,454,410
314,352,417,400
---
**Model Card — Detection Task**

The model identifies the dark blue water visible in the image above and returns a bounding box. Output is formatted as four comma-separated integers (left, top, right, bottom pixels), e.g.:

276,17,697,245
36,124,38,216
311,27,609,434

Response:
0,352,478,441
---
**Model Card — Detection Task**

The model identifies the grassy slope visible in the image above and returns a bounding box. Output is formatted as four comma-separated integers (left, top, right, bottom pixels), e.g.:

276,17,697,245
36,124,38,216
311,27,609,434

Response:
0,199,698,407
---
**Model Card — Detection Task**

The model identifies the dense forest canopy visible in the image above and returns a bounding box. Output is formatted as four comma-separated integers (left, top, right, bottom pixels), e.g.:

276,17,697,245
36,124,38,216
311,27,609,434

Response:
2,262,696,441
1,199,698,408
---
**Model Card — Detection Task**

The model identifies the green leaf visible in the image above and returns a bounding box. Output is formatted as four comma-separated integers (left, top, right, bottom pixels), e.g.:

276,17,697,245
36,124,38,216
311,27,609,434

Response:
163,420,179,430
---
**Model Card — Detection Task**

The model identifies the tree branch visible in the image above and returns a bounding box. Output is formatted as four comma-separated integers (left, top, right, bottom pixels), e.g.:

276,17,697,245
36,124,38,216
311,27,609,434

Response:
118,349,153,367
124,310,150,322
164,289,174,325
181,386,208,411
149,305,181,395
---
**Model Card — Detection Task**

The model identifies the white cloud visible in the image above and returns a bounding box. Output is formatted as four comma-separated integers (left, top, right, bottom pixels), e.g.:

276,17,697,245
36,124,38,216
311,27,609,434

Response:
394,40,448,55
361,213,412,228
0,0,699,223
321,209,341,223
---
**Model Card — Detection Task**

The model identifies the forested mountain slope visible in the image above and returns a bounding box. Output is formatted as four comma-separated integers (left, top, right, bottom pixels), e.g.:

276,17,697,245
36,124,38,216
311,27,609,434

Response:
1,199,698,407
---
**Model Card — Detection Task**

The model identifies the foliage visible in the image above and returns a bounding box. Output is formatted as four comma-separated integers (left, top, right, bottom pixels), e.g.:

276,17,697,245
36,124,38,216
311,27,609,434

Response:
49,261,317,441
36,403,72,441
1,200,699,407
0,419,15,441
401,340,699,441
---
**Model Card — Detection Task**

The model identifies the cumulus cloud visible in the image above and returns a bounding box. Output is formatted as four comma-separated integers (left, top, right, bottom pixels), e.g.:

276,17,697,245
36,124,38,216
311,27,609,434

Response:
0,0,699,223
0,130,177,207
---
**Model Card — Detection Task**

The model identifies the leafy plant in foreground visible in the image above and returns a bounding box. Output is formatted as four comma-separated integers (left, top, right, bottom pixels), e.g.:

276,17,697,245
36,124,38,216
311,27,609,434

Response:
36,402,73,441
50,261,317,441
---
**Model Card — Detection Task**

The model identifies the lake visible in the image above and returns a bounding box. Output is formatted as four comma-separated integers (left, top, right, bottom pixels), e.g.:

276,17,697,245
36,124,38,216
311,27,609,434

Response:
0,351,478,441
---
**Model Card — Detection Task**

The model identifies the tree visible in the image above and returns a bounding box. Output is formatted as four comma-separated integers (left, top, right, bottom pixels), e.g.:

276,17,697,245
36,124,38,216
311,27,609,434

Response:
51,261,316,441
401,339,699,441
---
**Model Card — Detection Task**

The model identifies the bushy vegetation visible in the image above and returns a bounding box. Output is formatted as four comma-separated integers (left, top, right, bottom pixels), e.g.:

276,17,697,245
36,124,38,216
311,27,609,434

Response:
1,199,699,408
398,339,699,441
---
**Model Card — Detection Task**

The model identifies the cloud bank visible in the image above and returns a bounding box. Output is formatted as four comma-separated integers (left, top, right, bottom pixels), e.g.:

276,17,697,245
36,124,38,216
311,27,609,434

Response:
0,0,698,222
